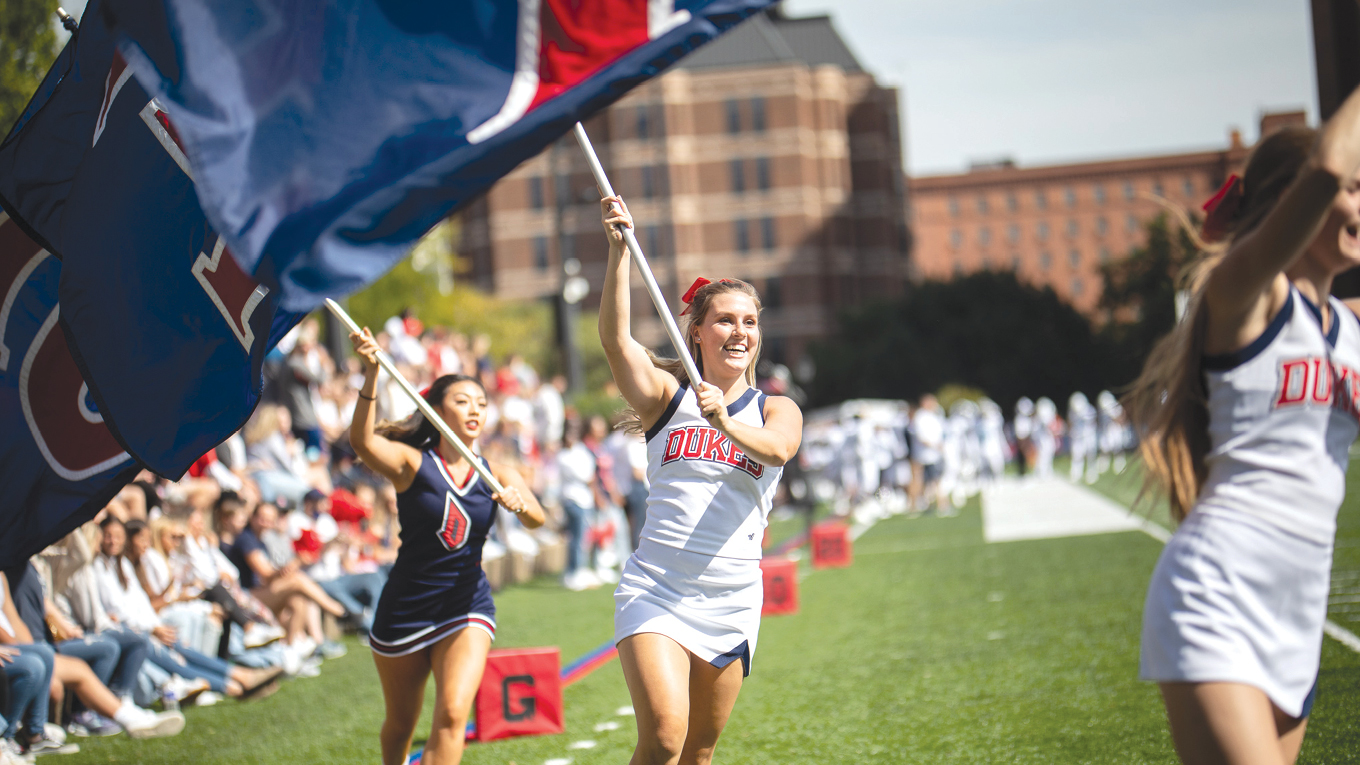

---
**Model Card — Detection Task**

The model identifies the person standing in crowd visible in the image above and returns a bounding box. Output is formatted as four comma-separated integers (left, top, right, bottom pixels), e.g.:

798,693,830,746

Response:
557,420,600,591
910,394,944,513
1067,392,1098,484
348,330,546,765
598,197,800,765
1127,90,1360,765
1032,397,1059,479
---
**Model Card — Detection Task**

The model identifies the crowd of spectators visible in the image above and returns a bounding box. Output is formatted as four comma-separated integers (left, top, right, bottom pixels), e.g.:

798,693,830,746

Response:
0,311,659,762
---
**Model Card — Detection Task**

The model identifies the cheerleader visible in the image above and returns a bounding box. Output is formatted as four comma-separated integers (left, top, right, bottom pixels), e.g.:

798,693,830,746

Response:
598,197,801,765
348,330,546,765
1126,87,1360,765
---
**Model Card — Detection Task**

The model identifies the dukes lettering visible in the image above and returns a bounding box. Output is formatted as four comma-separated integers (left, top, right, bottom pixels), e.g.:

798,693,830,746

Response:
661,426,765,479
1274,356,1360,422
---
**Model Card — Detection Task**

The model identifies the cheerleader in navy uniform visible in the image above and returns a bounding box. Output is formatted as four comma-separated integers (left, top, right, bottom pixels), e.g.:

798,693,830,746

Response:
598,197,802,765
348,330,545,765
1127,85,1360,765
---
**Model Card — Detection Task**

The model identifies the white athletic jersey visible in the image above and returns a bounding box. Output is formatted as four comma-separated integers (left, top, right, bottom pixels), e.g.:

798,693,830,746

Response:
641,384,784,560
1198,287,1360,544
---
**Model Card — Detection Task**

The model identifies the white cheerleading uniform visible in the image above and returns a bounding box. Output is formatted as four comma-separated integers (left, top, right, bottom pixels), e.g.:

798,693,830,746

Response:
1141,287,1360,717
614,384,783,676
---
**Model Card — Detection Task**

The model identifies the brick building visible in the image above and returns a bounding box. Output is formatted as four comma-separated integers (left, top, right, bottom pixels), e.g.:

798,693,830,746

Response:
458,9,909,373
908,111,1307,314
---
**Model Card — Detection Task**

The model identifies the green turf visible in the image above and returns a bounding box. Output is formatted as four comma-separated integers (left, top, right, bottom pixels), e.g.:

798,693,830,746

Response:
60,469,1360,764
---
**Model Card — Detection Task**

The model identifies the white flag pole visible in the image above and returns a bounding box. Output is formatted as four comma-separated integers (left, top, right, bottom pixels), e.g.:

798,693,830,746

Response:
571,122,704,388
323,298,505,495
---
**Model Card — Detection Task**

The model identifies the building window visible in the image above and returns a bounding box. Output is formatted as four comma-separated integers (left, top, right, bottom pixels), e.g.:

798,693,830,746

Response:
1071,277,1084,296
1066,219,1079,238
641,165,655,199
760,217,776,250
751,97,766,132
533,236,549,271
1099,246,1111,263
645,225,659,258
1182,176,1195,198
1153,179,1164,198
730,159,745,193
949,229,963,250
1037,221,1050,241
765,275,782,308
636,105,650,140
953,262,965,277
1035,189,1048,210
756,157,771,191
949,197,960,217
1126,213,1139,233
1093,184,1106,205
1007,223,1020,244
980,254,992,270
1064,186,1077,208
1040,251,1052,271
1123,180,1135,201
1095,216,1108,236
726,99,741,134
734,219,750,253
978,226,992,247
1011,255,1021,272
1006,192,1018,212
529,176,544,210
976,195,989,215
1069,248,1081,267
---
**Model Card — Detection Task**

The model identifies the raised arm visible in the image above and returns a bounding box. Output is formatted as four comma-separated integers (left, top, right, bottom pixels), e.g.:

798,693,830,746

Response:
1205,87,1360,349
597,196,678,429
699,394,802,468
347,328,422,492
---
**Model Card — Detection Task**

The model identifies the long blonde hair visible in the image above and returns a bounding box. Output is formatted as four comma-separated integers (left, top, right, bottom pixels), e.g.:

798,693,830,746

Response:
1124,126,1317,522
623,278,763,433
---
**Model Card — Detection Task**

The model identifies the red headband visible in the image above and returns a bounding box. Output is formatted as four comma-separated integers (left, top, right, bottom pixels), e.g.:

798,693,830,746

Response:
1201,174,1243,243
679,277,739,315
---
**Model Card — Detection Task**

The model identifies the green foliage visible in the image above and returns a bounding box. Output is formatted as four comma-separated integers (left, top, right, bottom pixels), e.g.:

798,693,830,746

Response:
0,0,58,136
1096,213,1202,387
810,270,1114,411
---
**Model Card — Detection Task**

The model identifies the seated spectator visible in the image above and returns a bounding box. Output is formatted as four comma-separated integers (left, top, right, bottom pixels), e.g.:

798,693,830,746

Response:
289,491,385,639
2,571,182,748
91,518,284,702
243,405,312,506
179,501,285,657
223,503,348,659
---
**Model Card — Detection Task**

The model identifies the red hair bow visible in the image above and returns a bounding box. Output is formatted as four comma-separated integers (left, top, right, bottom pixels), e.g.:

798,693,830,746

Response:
1201,174,1243,243
680,277,711,315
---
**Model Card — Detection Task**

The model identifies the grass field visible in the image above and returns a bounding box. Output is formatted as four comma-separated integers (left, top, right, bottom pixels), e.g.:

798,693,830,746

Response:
59,461,1360,764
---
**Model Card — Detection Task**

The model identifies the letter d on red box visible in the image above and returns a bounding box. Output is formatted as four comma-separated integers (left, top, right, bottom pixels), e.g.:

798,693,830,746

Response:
760,557,798,616
475,647,564,742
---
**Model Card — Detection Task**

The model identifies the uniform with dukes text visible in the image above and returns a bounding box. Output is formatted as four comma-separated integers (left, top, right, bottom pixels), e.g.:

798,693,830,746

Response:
614,384,783,676
1141,287,1360,717
370,451,499,657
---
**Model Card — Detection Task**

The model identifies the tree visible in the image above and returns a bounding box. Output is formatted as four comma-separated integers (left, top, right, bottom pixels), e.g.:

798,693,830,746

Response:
1096,213,1201,386
1,0,58,137
810,270,1116,411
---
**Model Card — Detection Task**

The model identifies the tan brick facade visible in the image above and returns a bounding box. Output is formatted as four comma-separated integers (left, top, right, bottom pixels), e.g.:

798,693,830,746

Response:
458,12,909,372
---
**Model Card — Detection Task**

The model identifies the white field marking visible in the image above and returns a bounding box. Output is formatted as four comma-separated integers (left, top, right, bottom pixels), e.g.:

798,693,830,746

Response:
982,477,1145,543
986,631,1005,641
1324,620,1360,653
615,706,635,716
544,759,572,765
567,741,597,750
988,592,1005,602
593,721,621,732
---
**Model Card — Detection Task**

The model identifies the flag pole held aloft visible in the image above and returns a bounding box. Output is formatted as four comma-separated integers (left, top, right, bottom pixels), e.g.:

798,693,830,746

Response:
571,123,704,388
322,298,504,495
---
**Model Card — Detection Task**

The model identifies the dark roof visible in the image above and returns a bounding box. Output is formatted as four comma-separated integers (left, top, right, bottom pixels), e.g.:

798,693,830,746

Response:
677,12,863,72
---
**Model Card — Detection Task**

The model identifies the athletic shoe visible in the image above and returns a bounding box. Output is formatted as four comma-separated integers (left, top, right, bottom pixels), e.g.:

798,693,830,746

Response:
243,623,285,649
37,728,62,748
161,676,211,707
294,657,322,678
0,739,33,765
67,712,119,738
316,641,347,660
194,691,223,707
119,708,185,740
594,566,620,584
21,735,78,756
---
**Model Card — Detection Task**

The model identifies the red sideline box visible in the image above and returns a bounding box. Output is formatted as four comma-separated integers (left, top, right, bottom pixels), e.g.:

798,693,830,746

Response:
760,557,798,616
811,521,852,569
474,647,563,742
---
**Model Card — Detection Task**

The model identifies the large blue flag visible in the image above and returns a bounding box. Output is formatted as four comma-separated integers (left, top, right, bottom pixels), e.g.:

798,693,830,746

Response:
106,0,775,312
0,0,299,568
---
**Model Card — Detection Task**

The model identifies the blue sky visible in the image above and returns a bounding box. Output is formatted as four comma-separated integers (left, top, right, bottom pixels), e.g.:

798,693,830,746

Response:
785,0,1317,175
